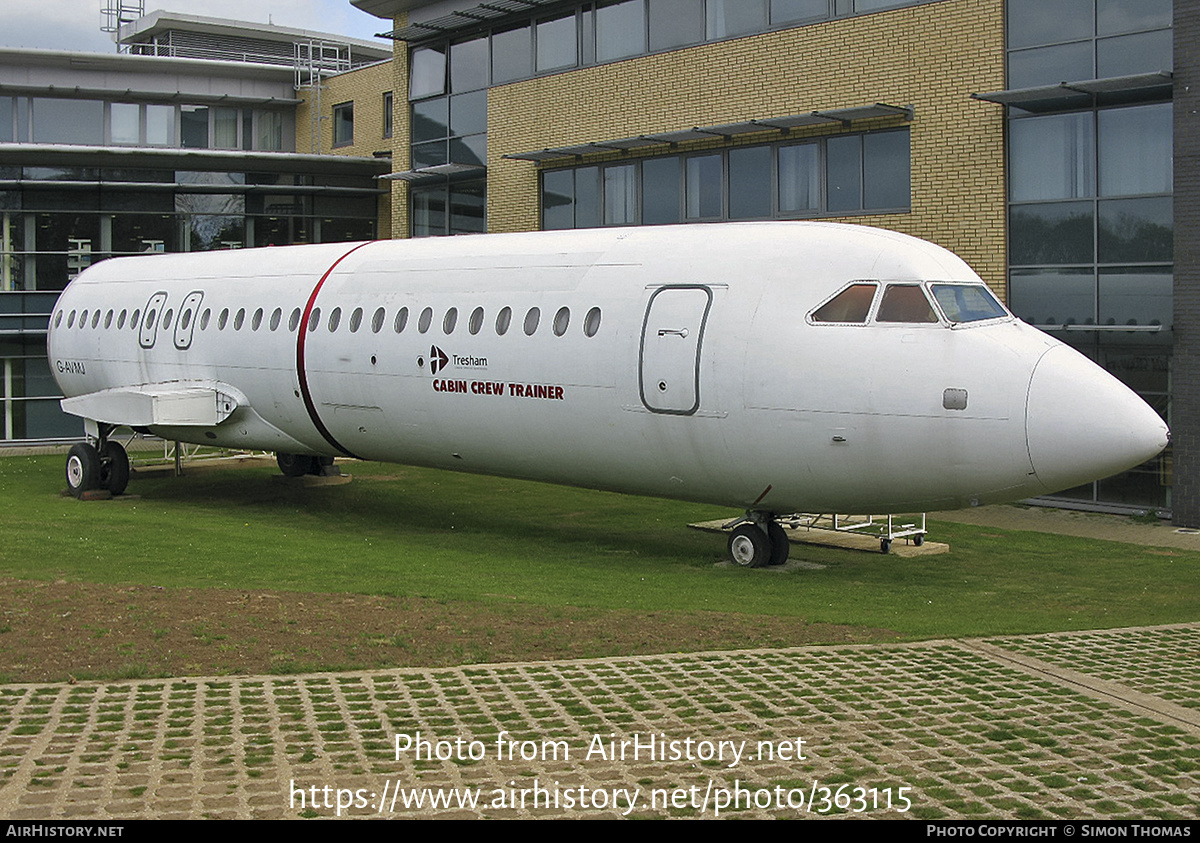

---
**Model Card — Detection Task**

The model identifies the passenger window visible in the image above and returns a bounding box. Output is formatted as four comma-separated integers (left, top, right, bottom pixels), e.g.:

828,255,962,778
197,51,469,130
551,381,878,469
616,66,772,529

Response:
54,311,63,328
143,309,155,330
119,310,128,329
91,310,101,329
198,309,209,331
328,307,342,332
418,307,433,333
584,306,602,337
443,307,458,334
289,308,301,331
218,308,229,330
130,309,140,329
252,307,264,331
80,309,89,328
161,309,173,331
372,307,385,333
349,307,363,333
394,307,408,333
811,283,876,323
524,307,540,336
233,308,245,331
469,306,484,335
181,309,192,330
269,308,282,331
104,310,114,329
876,285,938,324
553,307,570,336
308,307,321,332
67,310,76,328
496,306,512,335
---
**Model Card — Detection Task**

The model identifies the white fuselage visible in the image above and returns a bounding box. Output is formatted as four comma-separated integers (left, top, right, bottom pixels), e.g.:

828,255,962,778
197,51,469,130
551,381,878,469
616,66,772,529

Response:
47,222,1168,514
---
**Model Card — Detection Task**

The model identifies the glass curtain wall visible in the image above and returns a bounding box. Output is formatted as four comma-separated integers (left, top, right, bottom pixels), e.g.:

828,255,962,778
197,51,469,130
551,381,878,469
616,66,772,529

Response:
1005,0,1173,510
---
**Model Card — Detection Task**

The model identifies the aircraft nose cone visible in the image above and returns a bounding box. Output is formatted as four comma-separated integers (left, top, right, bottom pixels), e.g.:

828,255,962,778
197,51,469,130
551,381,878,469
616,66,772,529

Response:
1026,345,1169,494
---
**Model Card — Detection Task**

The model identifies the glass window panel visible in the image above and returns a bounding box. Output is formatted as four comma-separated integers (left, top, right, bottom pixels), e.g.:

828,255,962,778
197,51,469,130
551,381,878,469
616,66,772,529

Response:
449,90,487,138
1099,267,1171,329
771,0,828,24
1098,30,1173,79
180,105,209,148
0,97,11,143
1010,113,1095,201
112,214,175,254
876,285,938,323
685,154,722,219
213,107,238,149
410,46,447,99
256,111,283,151
642,156,681,225
812,283,875,323
1098,197,1172,263
384,91,393,139
603,164,636,225
1008,42,1094,89
145,105,174,146
492,24,533,83
596,0,645,62
728,145,771,219
1007,0,1093,49
575,166,601,228
779,142,819,213
110,103,139,145
649,0,705,51
707,0,767,39
1009,268,1095,326
450,37,489,92
863,130,910,209
449,180,486,235
412,97,450,143
1010,202,1095,265
537,13,578,72
1098,103,1172,196
542,169,574,229
412,140,448,169
243,109,253,150
34,99,103,145
826,135,862,213
853,0,916,10
412,187,445,237
332,103,353,146
1097,0,1172,36
581,6,596,65
449,134,487,167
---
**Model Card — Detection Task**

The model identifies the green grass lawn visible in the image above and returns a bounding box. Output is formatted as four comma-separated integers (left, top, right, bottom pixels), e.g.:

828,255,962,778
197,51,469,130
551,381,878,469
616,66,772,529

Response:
2,453,1196,641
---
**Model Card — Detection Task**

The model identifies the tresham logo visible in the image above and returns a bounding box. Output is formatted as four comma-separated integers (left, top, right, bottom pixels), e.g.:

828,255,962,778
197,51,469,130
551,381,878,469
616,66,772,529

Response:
430,345,449,375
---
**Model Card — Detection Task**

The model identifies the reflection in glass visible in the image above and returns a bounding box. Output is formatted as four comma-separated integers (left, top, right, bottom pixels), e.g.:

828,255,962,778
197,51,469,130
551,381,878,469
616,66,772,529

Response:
1099,267,1171,330
707,0,767,39
537,14,577,72
1008,268,1094,326
596,0,645,62
410,46,447,99
649,0,705,51
450,37,488,92
728,146,771,219
1007,0,1093,49
604,164,636,225
1098,104,1172,197
1010,202,1094,265
642,157,681,225
686,154,722,219
1098,197,1172,263
1010,113,1094,201
492,24,532,83
770,0,829,24
826,135,862,212
1097,29,1173,79
110,103,139,145
864,131,909,209
779,143,819,213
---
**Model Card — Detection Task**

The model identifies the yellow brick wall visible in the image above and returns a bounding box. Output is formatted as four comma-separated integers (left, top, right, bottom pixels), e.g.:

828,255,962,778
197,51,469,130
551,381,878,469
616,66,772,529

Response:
390,14,411,242
295,58,396,237
487,0,1007,292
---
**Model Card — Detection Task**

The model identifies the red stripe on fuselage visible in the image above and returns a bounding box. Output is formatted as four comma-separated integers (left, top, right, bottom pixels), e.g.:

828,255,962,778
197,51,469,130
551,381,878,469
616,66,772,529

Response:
296,241,373,459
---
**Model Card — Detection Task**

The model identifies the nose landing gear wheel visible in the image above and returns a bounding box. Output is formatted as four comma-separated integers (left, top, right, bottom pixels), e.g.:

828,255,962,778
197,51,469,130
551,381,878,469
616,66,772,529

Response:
728,524,772,568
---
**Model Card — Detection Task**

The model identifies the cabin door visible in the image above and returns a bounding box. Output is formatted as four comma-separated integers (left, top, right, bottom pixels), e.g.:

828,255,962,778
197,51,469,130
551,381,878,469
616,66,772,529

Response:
639,285,712,415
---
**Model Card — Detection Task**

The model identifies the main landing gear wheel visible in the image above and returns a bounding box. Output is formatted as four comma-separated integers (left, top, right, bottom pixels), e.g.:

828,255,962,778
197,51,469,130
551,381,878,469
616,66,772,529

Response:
66,442,101,498
728,524,772,568
276,452,315,477
100,441,130,496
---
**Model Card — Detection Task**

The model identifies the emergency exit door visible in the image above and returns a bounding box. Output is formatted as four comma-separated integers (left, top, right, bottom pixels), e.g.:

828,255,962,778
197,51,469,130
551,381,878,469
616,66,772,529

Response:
639,285,712,415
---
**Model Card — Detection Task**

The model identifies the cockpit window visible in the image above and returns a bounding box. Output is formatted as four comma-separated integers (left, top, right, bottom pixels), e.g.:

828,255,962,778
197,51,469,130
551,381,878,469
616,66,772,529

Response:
876,284,938,323
811,283,877,323
931,284,1008,323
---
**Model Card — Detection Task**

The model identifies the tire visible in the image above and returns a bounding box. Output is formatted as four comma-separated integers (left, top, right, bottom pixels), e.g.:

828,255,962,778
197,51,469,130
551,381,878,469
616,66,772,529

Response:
100,441,130,496
66,442,101,498
276,452,315,477
728,524,772,568
767,521,790,566
913,534,924,547
880,539,892,554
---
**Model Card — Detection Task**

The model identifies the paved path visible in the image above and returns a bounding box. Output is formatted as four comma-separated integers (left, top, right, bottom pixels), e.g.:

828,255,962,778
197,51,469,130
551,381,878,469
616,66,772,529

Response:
1,623,1197,820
